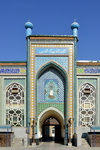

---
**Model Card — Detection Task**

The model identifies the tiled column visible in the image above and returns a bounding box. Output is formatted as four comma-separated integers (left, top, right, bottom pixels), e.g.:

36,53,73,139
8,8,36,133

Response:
68,45,74,140
29,44,35,140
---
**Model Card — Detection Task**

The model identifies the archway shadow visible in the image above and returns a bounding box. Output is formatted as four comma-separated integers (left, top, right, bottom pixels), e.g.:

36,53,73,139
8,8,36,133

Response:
42,117,63,144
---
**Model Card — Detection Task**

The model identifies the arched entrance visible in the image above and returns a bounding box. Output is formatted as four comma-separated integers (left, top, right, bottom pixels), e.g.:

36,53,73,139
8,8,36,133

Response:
37,107,64,143
42,117,61,142
35,61,68,144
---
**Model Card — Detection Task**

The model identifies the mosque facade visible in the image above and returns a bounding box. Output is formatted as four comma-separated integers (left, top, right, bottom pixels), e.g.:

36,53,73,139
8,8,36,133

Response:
0,21,100,146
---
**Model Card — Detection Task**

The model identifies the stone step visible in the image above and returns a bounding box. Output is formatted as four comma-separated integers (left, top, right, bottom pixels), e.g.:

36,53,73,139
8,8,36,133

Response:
81,138,90,147
11,137,23,147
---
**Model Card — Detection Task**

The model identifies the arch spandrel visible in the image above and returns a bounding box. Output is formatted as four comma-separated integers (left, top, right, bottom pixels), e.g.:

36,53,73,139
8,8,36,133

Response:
36,61,68,80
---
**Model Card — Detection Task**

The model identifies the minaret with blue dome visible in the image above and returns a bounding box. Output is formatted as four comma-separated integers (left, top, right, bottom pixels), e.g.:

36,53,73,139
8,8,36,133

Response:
71,21,79,37
25,21,33,37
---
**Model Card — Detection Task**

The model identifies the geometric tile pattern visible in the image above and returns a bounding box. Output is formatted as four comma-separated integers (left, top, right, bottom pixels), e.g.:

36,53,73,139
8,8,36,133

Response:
30,43,74,139
4,78,25,88
3,78,26,126
30,45,35,120
38,103,64,115
79,83,96,126
6,83,24,127
29,44,36,138
78,78,97,89
68,45,74,138
78,78,97,127
36,57,68,71
38,68,64,103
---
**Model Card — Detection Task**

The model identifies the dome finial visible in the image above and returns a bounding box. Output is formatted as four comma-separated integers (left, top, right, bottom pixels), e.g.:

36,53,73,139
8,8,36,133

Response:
71,21,79,37
25,21,33,37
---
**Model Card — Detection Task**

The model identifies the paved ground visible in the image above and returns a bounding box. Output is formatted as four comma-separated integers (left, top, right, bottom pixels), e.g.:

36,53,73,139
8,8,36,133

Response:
0,142,100,150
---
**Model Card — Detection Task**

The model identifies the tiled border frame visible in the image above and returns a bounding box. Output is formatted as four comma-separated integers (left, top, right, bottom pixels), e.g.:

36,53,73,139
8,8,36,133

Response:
29,39,75,140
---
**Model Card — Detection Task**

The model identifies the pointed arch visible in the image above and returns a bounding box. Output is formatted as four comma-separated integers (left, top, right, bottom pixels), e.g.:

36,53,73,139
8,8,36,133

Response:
36,61,68,79
37,107,64,138
35,61,68,134
36,61,68,103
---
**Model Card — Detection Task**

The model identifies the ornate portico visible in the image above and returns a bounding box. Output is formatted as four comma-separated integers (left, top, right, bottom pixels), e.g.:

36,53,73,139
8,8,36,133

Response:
25,21,79,145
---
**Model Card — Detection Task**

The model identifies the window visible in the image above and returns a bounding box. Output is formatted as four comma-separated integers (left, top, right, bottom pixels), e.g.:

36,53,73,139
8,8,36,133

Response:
6,83,24,127
79,83,95,126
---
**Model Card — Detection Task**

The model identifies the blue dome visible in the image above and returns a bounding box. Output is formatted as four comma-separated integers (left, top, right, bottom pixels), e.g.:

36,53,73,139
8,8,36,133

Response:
25,21,33,29
71,22,79,29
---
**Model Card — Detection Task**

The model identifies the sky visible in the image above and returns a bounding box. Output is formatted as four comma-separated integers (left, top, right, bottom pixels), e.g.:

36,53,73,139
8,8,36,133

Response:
0,0,100,61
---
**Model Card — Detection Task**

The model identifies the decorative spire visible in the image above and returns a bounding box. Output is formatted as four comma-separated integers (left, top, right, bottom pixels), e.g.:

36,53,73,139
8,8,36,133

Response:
71,21,79,37
25,21,33,37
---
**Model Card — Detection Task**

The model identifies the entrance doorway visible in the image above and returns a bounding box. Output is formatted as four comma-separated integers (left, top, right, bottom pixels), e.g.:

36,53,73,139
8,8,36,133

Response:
42,117,61,142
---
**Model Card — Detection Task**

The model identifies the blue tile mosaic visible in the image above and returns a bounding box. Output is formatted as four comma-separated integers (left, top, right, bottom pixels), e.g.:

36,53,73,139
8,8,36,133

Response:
38,103,64,115
4,78,25,88
44,79,58,102
78,78,97,89
38,67,65,103
35,57,68,71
